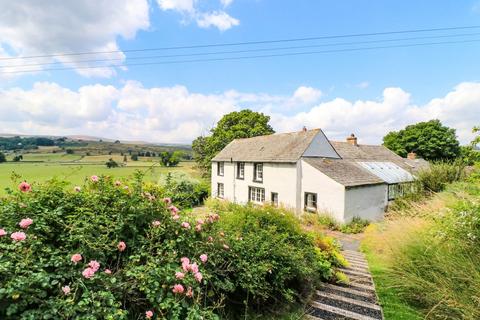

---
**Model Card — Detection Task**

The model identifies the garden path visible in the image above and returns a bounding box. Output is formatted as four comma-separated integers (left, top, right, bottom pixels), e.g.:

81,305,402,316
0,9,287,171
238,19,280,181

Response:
305,232,384,320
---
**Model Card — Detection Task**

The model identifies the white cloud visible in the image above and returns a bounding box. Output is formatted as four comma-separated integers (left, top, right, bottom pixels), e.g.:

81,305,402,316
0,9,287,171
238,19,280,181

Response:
0,82,478,144
356,81,370,89
290,86,322,105
0,0,150,77
156,0,239,31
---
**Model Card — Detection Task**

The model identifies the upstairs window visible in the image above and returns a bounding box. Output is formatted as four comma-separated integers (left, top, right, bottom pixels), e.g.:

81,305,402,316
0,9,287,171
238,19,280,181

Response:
217,162,224,176
249,186,265,203
217,183,224,198
237,162,245,179
253,163,263,182
304,192,317,212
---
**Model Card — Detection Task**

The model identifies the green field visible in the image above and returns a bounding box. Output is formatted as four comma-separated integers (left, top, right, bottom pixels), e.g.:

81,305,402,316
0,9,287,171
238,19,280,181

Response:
0,153,200,193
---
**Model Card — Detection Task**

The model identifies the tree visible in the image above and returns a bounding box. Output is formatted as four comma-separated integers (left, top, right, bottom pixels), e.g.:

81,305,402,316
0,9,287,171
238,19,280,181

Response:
0,152,6,163
123,155,127,162
131,154,139,161
13,155,23,162
105,158,119,168
192,109,275,174
383,120,460,161
65,149,74,154
159,151,181,167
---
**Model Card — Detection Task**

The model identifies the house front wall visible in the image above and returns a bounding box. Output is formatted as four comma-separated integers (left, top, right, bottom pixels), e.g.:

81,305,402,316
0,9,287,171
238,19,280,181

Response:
300,160,346,221
344,184,387,222
211,161,298,210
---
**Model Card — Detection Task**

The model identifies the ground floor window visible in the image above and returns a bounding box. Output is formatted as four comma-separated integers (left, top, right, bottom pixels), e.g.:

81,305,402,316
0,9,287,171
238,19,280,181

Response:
304,192,317,211
217,183,224,198
271,192,278,206
388,182,416,200
249,186,265,203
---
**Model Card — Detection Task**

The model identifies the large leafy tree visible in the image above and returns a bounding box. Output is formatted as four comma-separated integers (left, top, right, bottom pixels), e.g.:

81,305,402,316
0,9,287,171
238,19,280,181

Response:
383,119,460,161
192,110,275,174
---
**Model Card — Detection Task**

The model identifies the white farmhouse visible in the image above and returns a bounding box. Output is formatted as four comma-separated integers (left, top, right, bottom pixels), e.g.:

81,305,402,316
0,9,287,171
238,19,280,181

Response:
211,128,428,223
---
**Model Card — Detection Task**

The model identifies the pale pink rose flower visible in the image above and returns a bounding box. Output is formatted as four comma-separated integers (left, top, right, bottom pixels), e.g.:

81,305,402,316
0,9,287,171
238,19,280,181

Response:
74,186,81,192
196,219,205,225
104,269,112,274
195,224,202,232
194,272,203,283
62,285,71,295
71,253,82,264
88,260,100,272
0,229,7,237
82,267,95,279
172,214,180,220
117,241,126,252
115,180,122,186
172,284,185,294
163,197,172,205
190,263,199,274
152,220,161,227
207,236,214,242
11,231,26,241
18,181,31,192
145,310,154,319
186,286,193,298
19,218,33,229
200,254,208,264
90,175,99,182
168,205,179,214
182,261,190,272
175,272,185,279
181,222,190,229
180,257,190,264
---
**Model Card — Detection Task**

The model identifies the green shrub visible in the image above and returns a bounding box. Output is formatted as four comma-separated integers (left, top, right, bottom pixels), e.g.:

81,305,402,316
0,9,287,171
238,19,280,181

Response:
338,217,370,234
416,162,466,193
0,177,338,319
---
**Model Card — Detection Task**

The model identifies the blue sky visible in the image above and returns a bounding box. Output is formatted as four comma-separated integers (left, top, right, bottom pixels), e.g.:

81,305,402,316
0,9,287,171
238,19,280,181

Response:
1,0,479,144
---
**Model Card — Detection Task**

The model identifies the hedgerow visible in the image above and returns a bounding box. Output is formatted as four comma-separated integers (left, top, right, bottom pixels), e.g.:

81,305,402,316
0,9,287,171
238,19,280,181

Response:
0,175,340,319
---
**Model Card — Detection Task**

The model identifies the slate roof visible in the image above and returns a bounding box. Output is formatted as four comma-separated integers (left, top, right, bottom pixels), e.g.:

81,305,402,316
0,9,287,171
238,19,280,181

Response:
303,158,384,187
212,129,320,162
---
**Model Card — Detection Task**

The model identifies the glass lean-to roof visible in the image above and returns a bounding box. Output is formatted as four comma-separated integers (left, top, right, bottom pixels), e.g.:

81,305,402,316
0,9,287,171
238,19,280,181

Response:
357,161,414,184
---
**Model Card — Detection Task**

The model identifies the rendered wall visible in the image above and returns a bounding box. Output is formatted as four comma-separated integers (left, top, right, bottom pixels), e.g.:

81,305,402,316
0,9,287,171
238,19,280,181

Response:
344,184,387,222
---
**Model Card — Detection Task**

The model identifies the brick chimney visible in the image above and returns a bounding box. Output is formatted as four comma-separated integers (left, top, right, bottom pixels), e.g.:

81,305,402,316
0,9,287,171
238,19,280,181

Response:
407,152,417,160
302,126,307,132
346,133,358,146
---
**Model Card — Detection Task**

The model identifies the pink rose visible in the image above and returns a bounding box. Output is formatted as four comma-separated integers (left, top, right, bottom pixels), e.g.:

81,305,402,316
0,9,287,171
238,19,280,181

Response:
62,285,71,295
190,263,199,274
195,224,202,232
180,257,190,264
200,254,208,264
18,181,31,192
152,220,161,227
104,269,112,274
19,218,33,229
90,175,99,182
168,205,179,214
182,261,189,272
88,260,100,272
71,253,82,264
11,231,26,241
207,236,214,242
186,286,193,298
145,310,154,319
172,214,180,220
194,272,203,283
163,197,172,205
117,241,126,252
175,272,185,279
0,229,7,237
115,180,122,186
172,284,184,294
82,267,95,279
181,222,190,229
196,219,205,225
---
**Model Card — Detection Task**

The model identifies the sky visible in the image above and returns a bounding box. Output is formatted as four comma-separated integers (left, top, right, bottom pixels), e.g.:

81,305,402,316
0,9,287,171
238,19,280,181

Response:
0,0,479,144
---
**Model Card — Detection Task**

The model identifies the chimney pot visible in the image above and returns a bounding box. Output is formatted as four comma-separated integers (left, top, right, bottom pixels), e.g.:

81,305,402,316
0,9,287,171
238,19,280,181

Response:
407,152,417,160
346,133,358,146
302,126,307,132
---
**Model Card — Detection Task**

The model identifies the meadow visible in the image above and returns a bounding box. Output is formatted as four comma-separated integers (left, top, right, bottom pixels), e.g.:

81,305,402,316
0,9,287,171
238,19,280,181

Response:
0,152,200,194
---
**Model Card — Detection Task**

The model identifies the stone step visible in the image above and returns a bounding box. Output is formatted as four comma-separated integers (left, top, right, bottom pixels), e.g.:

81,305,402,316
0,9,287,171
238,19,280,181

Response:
340,268,373,279
339,281,376,292
314,291,383,319
345,257,369,265
344,265,370,273
348,277,373,286
342,251,366,259
310,301,381,320
319,284,376,303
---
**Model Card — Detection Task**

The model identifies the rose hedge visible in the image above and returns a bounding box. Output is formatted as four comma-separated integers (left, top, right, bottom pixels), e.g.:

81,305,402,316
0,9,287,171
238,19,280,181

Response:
0,176,342,319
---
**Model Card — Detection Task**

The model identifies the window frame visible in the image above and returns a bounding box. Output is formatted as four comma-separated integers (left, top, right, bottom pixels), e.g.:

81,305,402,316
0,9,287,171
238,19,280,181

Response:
217,183,224,198
271,192,279,207
236,162,245,180
217,162,224,176
249,186,265,204
253,163,263,183
304,192,317,212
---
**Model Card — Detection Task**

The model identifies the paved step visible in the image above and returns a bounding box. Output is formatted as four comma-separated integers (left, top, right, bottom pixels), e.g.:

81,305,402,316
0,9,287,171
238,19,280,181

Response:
315,291,383,319
309,301,381,320
319,284,377,304
338,268,372,278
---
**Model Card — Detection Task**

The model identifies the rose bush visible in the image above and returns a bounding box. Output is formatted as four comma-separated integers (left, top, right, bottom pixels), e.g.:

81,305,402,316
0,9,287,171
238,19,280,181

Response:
0,175,343,319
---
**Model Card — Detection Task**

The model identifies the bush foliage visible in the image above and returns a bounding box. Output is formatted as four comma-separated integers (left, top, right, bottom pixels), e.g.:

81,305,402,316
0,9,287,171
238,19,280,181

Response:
0,176,341,319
